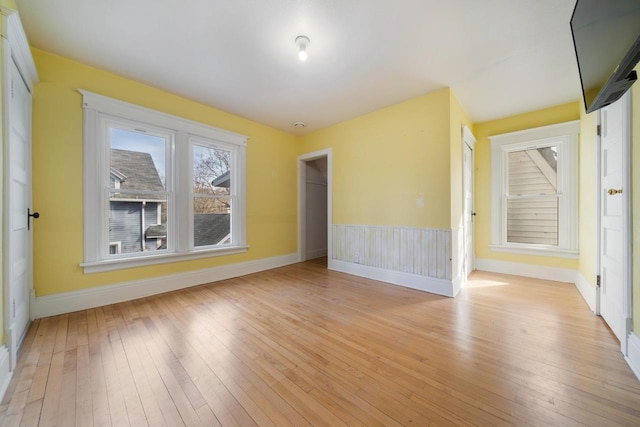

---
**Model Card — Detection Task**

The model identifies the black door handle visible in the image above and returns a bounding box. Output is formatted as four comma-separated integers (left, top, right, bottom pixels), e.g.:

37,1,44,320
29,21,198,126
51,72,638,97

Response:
28,208,39,230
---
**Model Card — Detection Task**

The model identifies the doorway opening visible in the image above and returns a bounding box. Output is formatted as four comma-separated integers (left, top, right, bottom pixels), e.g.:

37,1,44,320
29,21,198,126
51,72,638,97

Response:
298,149,332,264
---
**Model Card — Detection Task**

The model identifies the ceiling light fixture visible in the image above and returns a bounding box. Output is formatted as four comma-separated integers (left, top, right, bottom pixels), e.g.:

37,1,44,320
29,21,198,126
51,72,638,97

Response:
293,121,306,128
295,35,310,61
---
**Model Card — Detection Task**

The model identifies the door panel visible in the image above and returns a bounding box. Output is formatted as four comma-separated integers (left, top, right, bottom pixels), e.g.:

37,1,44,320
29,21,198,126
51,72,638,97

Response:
599,92,628,345
6,58,33,368
463,141,474,278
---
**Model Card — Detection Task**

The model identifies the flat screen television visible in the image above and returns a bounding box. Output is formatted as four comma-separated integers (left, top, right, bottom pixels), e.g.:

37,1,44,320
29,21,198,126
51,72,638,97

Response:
570,0,640,113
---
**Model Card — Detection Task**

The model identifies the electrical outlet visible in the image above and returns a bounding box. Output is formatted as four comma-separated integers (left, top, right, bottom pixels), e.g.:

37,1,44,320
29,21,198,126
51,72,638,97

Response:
354,253,360,264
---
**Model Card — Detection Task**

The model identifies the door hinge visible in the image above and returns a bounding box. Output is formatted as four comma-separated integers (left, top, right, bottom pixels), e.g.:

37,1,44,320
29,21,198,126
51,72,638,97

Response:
596,274,601,288
596,125,601,136
12,299,15,319
10,79,14,99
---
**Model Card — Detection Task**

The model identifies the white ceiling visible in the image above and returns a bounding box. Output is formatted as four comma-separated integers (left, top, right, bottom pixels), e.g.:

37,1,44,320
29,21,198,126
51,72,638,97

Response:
14,0,581,134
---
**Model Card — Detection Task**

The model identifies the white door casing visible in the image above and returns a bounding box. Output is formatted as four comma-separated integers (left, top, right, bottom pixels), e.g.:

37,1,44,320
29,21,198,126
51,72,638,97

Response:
2,9,39,370
6,59,32,368
598,91,632,353
462,126,476,279
298,149,332,263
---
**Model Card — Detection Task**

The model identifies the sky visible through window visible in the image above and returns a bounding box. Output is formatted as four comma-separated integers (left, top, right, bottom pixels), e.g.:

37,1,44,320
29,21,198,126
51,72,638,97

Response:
110,128,166,181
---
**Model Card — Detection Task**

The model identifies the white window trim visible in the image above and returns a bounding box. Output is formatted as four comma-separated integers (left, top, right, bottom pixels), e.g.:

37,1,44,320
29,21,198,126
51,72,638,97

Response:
188,136,240,250
490,120,579,259
109,242,122,255
80,90,248,274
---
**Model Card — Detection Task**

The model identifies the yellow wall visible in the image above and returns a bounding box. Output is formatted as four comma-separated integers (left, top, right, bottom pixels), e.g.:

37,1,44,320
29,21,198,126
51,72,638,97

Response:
474,102,581,269
578,100,598,286
32,49,299,296
632,69,640,333
300,88,453,229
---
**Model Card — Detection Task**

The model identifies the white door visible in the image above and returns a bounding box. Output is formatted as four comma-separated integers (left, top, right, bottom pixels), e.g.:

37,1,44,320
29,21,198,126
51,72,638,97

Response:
598,92,630,347
462,127,476,279
5,57,34,368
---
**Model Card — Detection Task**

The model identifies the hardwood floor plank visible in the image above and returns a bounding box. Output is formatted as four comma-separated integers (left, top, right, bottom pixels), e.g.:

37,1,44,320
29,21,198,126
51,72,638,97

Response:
2,260,640,426
56,349,77,427
86,309,111,427
94,307,129,427
75,345,93,427
102,305,148,427
147,294,291,426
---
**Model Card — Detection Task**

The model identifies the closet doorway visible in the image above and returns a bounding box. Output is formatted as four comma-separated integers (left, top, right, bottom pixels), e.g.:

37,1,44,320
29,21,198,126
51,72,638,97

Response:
298,149,332,262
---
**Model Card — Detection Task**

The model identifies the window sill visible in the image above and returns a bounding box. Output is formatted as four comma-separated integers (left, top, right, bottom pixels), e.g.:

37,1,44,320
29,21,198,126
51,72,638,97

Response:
81,245,249,274
489,244,579,259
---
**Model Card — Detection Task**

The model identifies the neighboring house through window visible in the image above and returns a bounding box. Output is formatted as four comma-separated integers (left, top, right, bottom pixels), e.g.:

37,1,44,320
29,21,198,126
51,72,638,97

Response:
110,148,165,253
490,121,579,258
81,90,248,273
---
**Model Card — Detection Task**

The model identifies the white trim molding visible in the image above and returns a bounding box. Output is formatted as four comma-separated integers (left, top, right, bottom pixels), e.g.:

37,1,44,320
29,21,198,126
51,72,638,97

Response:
462,125,476,149
490,120,580,257
298,149,333,263
475,259,577,283
626,332,640,382
0,8,39,89
80,90,249,273
2,7,38,372
330,259,457,297
0,346,12,403
476,259,601,315
574,271,598,313
34,253,298,318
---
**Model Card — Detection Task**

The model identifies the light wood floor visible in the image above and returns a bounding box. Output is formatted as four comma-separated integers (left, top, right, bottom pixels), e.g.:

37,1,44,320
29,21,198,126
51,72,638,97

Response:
1,258,639,426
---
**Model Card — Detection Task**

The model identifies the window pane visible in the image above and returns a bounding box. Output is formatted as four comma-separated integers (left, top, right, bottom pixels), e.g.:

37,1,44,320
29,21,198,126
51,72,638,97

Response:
193,144,231,196
508,146,557,196
109,192,168,254
507,196,558,245
110,128,167,188
194,197,231,247
109,128,168,255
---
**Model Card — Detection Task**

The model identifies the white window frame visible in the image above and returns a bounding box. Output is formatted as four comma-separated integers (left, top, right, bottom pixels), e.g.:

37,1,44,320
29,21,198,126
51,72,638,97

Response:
490,121,579,258
188,136,239,250
80,90,248,273
109,242,122,255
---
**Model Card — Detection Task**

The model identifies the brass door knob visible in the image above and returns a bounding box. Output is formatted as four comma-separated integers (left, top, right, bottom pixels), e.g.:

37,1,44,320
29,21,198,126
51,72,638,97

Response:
608,188,623,195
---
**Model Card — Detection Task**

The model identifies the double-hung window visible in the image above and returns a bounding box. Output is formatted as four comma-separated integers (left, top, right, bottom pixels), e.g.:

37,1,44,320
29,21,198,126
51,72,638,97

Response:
81,90,247,273
490,121,579,258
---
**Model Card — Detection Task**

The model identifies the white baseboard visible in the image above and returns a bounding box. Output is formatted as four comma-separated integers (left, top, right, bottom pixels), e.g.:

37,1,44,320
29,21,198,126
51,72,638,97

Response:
34,253,299,318
451,274,464,297
329,259,454,297
476,258,577,283
0,346,12,403
574,271,597,313
306,248,328,260
475,259,601,317
626,332,640,382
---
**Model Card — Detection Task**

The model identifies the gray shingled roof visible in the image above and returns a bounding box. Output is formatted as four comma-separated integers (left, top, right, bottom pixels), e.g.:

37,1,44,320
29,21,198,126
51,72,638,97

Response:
194,214,230,246
145,224,166,238
110,149,164,200
211,171,230,188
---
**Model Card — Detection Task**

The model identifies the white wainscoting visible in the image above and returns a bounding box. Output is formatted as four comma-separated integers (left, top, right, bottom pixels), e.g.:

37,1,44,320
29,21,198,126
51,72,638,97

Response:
330,224,456,296
33,253,299,318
